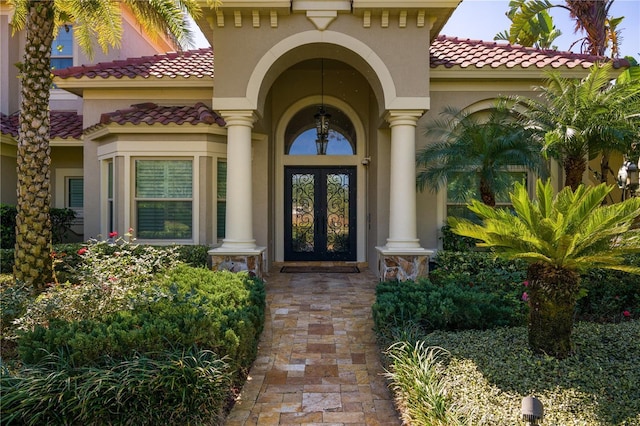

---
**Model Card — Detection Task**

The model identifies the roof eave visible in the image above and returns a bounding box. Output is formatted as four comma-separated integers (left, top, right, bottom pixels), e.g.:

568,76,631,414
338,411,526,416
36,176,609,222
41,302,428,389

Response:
53,76,215,96
85,122,228,140
430,65,595,80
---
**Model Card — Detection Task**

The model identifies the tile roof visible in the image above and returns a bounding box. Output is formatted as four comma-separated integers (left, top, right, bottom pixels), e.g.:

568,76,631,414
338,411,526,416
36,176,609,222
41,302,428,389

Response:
52,38,614,83
1,111,83,139
54,48,213,80
430,35,622,69
96,102,226,128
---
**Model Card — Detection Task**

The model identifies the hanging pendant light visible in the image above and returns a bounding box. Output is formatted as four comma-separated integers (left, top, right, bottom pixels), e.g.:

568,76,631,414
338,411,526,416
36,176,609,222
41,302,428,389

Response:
315,58,331,155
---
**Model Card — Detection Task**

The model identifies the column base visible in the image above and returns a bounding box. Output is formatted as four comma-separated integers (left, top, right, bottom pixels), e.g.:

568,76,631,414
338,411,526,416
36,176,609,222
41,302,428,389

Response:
376,246,435,282
209,247,266,278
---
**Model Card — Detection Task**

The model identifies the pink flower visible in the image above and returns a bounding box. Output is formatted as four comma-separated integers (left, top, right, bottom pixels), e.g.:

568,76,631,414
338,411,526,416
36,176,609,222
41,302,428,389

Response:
522,292,529,302
623,310,631,318
109,231,118,238
523,281,529,287
77,247,87,255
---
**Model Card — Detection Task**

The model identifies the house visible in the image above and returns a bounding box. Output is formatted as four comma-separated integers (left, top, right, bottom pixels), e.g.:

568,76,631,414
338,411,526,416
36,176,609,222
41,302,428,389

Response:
0,0,623,279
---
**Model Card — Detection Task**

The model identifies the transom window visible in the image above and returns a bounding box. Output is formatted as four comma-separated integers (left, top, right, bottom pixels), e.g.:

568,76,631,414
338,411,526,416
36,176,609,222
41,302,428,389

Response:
285,105,356,155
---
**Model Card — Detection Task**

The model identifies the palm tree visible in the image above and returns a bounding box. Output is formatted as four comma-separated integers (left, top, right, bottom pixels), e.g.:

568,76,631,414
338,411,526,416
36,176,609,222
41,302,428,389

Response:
495,7,562,50
507,62,640,191
500,0,621,57
9,0,218,292
449,179,640,358
416,105,546,207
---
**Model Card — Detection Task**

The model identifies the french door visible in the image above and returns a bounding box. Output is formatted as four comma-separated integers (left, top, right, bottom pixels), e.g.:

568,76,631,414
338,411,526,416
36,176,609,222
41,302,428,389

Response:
284,167,356,261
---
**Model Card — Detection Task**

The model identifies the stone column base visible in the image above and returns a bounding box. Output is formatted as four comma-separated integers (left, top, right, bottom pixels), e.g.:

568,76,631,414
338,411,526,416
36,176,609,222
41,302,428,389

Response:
376,247,434,281
208,247,266,279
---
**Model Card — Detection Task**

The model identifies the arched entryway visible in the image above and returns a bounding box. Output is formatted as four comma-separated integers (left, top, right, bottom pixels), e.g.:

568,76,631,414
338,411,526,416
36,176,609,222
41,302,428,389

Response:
275,89,368,264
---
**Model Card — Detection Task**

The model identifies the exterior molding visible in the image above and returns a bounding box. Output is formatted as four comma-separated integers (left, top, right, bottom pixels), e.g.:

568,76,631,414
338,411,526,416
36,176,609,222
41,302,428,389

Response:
239,30,399,112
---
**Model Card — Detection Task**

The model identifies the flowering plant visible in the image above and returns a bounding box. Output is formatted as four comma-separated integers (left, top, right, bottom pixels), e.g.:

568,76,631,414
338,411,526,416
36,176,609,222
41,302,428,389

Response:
15,231,181,331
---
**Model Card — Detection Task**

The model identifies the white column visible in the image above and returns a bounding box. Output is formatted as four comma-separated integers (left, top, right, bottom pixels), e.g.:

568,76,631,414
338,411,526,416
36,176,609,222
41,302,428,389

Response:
385,110,423,250
220,110,256,249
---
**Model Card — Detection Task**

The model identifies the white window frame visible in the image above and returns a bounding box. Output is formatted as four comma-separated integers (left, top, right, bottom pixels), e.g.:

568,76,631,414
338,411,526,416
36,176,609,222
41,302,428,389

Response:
132,157,196,244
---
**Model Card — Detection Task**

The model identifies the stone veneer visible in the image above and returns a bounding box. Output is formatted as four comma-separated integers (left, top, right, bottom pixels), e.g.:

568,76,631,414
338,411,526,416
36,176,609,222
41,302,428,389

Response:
210,254,263,278
377,253,429,281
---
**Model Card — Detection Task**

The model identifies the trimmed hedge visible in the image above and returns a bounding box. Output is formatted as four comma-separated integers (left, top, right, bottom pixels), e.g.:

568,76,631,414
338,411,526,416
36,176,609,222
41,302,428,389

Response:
18,266,265,373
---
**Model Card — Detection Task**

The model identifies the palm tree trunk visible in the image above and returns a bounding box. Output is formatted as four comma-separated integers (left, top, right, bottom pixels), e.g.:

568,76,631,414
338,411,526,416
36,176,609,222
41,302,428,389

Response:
479,177,496,207
563,156,586,190
526,262,580,359
13,1,56,292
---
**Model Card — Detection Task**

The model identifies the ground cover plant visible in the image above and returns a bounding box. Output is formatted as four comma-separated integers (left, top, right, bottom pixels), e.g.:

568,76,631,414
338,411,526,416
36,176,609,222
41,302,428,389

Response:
385,322,639,425
376,247,639,425
1,235,265,425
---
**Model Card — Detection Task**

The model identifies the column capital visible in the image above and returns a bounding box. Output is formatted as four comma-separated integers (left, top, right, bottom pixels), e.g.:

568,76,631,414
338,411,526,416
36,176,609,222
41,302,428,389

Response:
219,110,257,127
385,110,424,127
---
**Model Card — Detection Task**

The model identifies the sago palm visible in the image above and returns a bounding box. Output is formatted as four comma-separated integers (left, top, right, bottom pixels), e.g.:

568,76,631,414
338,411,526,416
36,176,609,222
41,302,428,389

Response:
8,0,218,292
449,179,640,358
508,62,640,190
417,105,546,207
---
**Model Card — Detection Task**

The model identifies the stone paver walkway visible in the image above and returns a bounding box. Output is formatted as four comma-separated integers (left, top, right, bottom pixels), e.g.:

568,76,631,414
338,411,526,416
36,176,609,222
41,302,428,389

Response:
225,269,401,425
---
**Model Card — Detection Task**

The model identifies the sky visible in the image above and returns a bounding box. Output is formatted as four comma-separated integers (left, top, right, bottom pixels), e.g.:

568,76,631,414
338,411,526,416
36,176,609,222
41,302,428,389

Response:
441,0,640,59
192,0,640,59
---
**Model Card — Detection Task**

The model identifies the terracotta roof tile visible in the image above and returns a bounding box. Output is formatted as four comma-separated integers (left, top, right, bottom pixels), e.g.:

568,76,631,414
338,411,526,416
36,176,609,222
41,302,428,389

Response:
1,111,82,139
92,102,225,129
0,112,18,137
54,48,213,80
429,35,628,70
51,38,620,82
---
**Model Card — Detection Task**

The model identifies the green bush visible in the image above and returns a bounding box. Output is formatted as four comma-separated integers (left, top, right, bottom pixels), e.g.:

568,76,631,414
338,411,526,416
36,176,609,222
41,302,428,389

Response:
1,249,13,274
0,204,76,249
440,224,480,252
372,278,527,341
0,243,210,274
1,348,232,425
176,244,209,267
18,266,265,374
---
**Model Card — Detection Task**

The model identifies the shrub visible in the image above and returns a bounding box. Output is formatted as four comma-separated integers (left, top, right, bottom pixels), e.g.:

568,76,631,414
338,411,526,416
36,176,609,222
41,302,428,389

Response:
0,204,76,249
440,224,479,252
0,280,30,336
372,278,527,341
18,266,265,374
14,238,181,333
0,249,12,274
175,244,210,267
576,254,640,323
1,348,232,425
0,243,210,275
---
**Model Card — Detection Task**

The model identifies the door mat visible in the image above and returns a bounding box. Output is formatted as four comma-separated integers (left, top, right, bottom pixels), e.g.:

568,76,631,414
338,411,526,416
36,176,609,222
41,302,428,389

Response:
280,266,360,273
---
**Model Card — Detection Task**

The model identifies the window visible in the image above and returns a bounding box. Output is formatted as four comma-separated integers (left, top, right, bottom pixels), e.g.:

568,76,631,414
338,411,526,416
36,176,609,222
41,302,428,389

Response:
51,26,73,70
135,160,193,240
285,106,356,155
217,159,226,240
67,177,83,209
446,171,527,220
107,161,114,233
